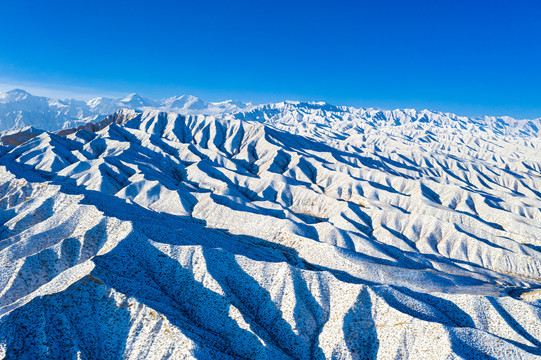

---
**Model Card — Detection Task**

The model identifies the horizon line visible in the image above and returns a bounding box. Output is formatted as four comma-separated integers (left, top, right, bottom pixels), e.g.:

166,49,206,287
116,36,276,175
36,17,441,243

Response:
1,82,540,121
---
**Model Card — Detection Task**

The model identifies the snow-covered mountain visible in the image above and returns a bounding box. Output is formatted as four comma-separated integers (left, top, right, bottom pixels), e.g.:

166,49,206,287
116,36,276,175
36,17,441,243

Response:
0,89,253,132
87,93,158,115
231,101,541,138
0,98,541,358
2,88,540,139
0,89,98,132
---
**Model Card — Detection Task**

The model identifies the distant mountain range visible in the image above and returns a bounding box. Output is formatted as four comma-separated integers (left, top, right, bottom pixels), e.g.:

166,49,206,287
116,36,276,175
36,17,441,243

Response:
1,88,540,140
0,89,254,132
229,101,541,138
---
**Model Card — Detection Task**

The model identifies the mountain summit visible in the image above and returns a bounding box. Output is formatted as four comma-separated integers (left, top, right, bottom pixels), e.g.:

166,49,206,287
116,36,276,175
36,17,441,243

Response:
119,93,155,108
1,88,31,101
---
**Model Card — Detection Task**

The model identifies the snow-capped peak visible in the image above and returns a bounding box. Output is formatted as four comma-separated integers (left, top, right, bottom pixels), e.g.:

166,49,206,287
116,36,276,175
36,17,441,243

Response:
1,88,32,102
162,94,205,110
119,93,154,107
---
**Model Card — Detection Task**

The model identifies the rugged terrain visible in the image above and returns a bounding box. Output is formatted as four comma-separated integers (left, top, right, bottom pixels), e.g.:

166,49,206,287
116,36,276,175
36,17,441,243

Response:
0,96,540,359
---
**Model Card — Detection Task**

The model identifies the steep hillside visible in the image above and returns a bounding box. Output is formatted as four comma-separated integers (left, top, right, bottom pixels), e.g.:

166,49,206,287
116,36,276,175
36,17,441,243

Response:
0,105,540,359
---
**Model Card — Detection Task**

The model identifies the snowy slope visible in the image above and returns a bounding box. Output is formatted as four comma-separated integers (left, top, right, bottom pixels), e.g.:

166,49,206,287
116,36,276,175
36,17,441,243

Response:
0,103,540,359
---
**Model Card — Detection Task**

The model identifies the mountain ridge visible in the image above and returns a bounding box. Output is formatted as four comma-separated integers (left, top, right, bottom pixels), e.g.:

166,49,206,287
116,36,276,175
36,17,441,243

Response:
1,88,540,137
0,95,540,358
0,89,253,132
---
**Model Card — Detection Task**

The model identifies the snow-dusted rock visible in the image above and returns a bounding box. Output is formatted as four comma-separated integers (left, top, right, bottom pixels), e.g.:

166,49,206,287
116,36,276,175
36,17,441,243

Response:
0,101,540,359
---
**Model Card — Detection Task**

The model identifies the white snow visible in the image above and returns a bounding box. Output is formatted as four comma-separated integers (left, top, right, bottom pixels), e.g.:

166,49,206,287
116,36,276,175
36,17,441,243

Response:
0,96,540,359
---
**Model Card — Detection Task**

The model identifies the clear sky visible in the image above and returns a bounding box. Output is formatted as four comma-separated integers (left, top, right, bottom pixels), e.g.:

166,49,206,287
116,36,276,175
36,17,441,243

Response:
0,0,540,118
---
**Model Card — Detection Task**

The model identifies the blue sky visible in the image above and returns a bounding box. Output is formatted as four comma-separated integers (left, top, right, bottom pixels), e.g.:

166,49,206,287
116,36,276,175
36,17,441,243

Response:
0,0,540,118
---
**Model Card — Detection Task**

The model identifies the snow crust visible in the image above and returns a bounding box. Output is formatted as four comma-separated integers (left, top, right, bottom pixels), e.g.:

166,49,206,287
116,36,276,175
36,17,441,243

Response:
0,99,540,359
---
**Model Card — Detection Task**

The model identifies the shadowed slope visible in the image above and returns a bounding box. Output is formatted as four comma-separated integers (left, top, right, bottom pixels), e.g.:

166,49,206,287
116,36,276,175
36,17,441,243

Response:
0,105,540,359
